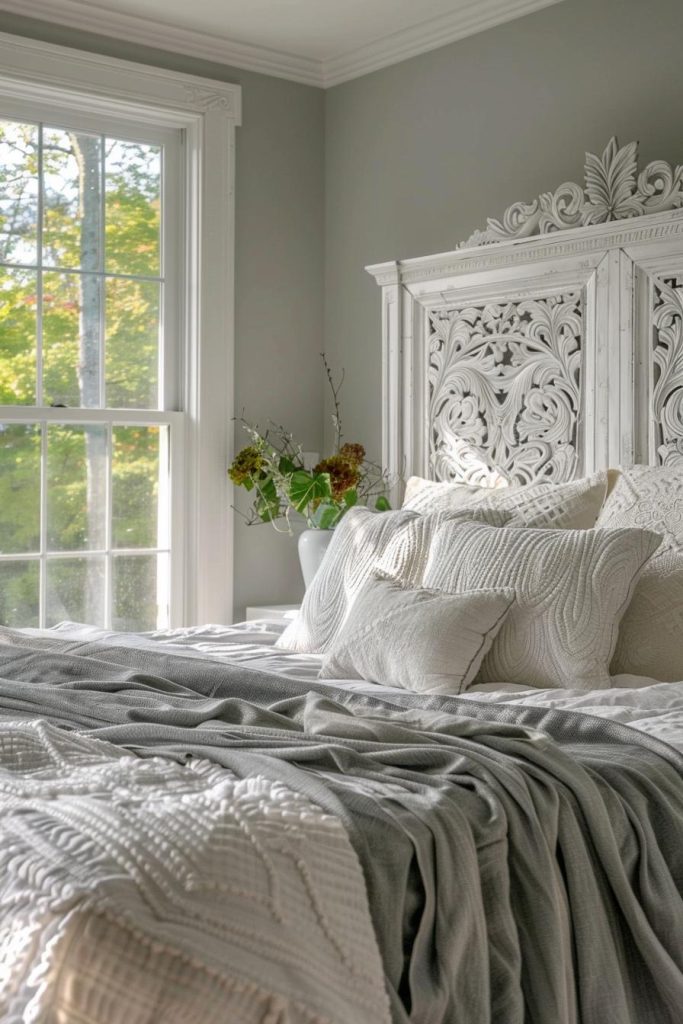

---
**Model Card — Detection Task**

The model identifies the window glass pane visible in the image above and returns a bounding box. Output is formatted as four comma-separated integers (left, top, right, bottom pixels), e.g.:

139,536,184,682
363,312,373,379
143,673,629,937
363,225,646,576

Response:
112,553,167,631
43,270,102,408
0,120,38,265
0,423,40,553
43,128,102,272
0,560,39,626
112,425,165,549
0,266,37,404
47,424,107,551
105,277,159,408
46,556,105,626
105,140,161,276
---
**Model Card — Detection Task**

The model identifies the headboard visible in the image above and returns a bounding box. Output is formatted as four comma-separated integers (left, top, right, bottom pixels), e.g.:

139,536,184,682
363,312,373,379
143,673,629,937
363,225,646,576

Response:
366,138,683,500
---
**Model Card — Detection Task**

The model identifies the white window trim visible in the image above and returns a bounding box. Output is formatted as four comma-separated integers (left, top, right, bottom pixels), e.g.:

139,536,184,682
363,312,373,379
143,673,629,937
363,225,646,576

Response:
0,30,241,627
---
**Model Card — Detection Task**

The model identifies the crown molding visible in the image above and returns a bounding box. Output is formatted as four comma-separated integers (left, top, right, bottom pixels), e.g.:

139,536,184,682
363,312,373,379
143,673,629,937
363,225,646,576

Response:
0,0,567,89
0,0,323,87
323,0,566,87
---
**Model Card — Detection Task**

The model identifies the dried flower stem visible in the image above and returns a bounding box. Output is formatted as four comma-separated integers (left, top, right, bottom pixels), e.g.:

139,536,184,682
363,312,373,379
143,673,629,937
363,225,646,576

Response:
322,352,344,451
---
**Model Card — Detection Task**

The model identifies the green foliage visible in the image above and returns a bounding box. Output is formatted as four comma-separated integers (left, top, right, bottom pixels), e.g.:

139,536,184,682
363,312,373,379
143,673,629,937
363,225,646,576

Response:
229,406,392,533
288,470,332,513
0,120,163,625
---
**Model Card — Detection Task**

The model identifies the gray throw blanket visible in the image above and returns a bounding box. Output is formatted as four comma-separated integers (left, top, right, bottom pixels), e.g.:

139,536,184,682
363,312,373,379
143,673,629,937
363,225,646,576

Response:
0,626,681,1024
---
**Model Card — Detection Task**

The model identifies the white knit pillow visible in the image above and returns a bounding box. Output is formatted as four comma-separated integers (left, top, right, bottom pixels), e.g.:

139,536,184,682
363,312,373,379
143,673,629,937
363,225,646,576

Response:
597,465,683,681
423,521,662,690
276,505,510,655
403,471,608,529
319,576,515,695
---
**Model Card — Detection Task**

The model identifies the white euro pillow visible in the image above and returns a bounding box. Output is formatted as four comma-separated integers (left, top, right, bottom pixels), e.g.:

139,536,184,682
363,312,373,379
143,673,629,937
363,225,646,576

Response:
276,505,510,655
423,520,662,690
597,465,683,681
403,471,608,529
319,575,515,695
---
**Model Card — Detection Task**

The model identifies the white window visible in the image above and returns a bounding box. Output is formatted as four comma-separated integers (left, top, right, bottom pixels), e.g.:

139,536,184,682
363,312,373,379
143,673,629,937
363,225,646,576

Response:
0,32,241,629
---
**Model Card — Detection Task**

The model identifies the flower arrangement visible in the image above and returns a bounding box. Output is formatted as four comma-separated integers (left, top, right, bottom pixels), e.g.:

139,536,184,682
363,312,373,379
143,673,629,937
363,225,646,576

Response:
229,357,392,531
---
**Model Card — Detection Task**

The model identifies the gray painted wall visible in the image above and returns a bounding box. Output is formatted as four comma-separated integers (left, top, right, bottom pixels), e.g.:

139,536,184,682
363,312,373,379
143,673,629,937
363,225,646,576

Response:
324,0,683,458
0,11,325,619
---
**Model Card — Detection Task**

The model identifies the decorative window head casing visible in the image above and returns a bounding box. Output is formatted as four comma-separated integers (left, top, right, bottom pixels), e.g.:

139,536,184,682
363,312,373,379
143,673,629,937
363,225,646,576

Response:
367,139,683,499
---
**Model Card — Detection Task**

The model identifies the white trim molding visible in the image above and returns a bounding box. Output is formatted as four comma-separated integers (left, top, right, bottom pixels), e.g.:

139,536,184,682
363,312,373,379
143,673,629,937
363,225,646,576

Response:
0,0,566,88
367,140,683,500
0,29,241,122
0,30,241,626
323,0,566,87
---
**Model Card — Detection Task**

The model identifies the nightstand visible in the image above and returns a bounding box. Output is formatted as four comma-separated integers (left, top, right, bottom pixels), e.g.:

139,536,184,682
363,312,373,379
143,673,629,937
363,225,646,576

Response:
245,604,300,622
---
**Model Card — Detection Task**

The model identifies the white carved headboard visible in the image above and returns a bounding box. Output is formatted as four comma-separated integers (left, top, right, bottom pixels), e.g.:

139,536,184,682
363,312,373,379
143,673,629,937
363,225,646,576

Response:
366,138,683,498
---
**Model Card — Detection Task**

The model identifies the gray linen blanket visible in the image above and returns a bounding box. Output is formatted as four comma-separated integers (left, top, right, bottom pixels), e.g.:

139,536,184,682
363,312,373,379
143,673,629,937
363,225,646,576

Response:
0,625,681,1024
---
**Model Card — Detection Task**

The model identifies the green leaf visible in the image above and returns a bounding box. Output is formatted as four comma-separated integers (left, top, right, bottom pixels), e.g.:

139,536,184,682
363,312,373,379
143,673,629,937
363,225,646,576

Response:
257,501,280,523
343,488,358,508
317,504,340,530
289,470,331,513
255,477,280,522
242,476,255,492
278,456,298,475
375,495,391,512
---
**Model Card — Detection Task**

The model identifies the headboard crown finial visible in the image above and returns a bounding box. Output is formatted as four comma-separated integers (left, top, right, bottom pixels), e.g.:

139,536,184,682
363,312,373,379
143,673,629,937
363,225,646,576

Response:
461,137,683,248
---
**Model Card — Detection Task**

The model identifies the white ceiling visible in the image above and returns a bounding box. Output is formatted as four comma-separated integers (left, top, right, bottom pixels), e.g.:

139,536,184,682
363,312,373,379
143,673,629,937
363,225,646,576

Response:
0,0,567,87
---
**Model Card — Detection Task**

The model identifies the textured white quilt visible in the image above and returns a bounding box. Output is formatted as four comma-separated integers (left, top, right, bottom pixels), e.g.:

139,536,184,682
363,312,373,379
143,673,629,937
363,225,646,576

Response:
0,719,391,1024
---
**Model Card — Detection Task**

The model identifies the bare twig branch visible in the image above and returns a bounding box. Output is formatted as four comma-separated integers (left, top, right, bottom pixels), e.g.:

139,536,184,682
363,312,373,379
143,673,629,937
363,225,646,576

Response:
321,352,344,450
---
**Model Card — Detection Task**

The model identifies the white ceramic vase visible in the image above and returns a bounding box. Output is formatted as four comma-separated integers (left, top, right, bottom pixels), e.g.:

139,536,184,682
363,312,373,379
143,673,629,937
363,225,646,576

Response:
298,529,333,588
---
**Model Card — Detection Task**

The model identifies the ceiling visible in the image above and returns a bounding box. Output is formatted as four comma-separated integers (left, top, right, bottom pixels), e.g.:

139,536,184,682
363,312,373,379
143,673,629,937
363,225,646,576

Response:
0,0,567,87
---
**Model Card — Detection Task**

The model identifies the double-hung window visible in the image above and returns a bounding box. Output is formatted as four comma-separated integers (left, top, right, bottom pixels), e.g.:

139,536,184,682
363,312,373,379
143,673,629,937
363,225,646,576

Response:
0,33,240,630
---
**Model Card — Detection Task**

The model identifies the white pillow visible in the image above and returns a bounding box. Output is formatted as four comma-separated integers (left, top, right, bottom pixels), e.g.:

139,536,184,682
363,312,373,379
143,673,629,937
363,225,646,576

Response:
403,471,608,529
610,554,683,681
319,575,515,695
597,465,683,680
423,520,662,690
276,505,511,655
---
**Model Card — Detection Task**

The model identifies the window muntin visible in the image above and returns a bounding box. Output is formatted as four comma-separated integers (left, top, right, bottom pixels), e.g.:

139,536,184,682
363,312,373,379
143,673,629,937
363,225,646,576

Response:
0,110,180,630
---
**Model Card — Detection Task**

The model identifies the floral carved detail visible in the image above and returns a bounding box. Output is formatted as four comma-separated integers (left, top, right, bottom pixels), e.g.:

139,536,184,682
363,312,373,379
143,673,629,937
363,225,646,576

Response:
462,138,683,247
428,293,583,485
652,277,683,466
183,85,237,112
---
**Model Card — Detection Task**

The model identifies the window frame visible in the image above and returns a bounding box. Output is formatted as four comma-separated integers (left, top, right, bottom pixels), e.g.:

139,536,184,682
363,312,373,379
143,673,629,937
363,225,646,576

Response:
0,30,241,627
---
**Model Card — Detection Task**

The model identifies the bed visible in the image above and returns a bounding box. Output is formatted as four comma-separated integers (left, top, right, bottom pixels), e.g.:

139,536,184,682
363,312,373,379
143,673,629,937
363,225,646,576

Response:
1,137,682,1024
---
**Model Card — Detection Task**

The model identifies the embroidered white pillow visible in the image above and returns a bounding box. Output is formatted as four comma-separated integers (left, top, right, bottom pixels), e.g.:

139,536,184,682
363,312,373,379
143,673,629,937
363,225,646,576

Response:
423,521,662,690
276,505,511,655
319,576,515,695
403,471,608,529
597,465,683,680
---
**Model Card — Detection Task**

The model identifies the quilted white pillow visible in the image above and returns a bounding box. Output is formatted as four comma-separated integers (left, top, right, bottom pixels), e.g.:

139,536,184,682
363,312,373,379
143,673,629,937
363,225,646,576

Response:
597,465,683,681
423,520,662,690
276,505,510,654
403,471,608,529
319,576,515,695
610,554,683,681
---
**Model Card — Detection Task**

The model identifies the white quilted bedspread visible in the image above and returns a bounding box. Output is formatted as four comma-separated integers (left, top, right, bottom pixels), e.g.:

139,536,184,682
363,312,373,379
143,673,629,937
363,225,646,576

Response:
0,719,391,1024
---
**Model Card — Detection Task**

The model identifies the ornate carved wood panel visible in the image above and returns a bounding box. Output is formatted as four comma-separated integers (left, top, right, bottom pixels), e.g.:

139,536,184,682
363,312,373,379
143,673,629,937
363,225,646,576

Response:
367,139,683,499
428,292,583,485
652,275,683,466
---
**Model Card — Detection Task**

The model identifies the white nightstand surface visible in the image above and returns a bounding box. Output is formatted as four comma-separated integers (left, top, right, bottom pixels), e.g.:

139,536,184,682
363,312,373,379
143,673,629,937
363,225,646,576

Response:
245,604,300,622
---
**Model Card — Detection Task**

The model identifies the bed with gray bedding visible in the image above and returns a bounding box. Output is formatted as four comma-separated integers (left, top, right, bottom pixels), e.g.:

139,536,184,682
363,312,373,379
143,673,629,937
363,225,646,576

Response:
0,622,681,1024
